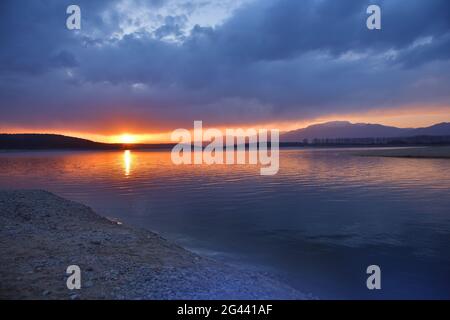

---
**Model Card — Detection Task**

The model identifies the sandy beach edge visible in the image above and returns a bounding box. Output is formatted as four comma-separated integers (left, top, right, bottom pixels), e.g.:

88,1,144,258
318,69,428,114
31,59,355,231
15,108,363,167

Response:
0,189,307,300
353,146,450,159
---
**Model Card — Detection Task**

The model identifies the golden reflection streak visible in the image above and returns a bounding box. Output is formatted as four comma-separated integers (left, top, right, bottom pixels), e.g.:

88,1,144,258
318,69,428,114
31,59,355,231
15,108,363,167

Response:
124,150,132,176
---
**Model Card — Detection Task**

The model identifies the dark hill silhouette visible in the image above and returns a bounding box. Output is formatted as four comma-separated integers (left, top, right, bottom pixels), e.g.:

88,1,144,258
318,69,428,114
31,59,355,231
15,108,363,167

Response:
281,121,450,142
0,134,113,150
412,122,450,136
0,134,175,150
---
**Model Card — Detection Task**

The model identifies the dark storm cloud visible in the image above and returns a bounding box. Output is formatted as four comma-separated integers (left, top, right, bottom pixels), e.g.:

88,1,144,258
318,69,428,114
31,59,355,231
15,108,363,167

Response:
0,0,450,131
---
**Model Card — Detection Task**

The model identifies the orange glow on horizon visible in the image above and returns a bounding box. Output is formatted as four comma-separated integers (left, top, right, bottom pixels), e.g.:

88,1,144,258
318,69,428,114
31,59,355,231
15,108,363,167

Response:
118,134,137,144
106,132,172,144
2,105,449,143
258,105,450,132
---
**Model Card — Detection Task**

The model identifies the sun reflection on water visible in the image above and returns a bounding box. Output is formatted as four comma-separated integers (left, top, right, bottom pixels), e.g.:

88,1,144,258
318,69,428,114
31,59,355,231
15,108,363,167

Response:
124,150,132,176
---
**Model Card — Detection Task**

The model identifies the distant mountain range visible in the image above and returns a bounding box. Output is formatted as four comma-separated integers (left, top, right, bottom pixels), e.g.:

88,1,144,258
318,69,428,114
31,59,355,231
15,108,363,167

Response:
1,121,450,149
281,121,450,142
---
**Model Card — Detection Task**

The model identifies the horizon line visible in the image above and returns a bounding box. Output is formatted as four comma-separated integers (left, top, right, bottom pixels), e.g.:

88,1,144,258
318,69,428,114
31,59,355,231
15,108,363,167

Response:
1,119,450,145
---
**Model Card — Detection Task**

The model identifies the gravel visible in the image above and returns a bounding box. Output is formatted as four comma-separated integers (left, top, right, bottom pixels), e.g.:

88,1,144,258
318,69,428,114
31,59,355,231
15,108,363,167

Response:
0,189,306,300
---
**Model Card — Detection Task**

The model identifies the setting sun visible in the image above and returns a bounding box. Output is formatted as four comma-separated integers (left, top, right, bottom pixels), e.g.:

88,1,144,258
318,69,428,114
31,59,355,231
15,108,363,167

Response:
119,134,137,144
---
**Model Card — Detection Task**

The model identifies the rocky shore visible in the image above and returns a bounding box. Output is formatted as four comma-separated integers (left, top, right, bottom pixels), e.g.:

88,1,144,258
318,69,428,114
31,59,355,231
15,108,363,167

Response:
0,190,305,300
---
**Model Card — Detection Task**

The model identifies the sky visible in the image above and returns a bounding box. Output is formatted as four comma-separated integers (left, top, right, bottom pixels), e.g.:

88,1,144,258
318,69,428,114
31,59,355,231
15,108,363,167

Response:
1,0,450,143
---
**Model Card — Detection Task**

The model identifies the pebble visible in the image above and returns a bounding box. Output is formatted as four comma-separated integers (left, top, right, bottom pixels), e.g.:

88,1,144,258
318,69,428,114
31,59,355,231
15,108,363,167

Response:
70,293,80,300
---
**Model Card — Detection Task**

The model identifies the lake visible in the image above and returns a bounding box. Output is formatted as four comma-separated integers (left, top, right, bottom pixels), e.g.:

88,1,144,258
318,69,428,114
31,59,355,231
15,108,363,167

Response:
0,148,449,299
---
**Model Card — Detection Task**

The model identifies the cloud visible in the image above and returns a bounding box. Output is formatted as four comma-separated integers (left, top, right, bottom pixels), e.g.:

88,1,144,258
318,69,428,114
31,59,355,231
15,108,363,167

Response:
0,0,450,133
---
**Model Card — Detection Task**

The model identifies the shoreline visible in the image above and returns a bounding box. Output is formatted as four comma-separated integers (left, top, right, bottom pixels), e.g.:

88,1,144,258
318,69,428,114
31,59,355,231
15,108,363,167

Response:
354,146,450,159
0,190,306,300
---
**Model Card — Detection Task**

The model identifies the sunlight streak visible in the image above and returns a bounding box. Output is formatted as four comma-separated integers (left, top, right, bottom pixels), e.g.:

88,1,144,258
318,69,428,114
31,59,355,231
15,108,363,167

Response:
124,150,132,176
